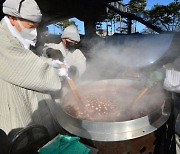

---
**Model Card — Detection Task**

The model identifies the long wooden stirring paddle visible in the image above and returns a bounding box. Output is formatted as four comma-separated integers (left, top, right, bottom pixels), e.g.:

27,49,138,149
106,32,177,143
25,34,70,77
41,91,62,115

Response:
59,63,83,105
132,87,148,107
66,77,83,105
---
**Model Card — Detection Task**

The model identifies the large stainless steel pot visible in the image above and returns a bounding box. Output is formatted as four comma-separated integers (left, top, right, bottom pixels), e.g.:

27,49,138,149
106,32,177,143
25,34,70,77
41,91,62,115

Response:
57,79,171,142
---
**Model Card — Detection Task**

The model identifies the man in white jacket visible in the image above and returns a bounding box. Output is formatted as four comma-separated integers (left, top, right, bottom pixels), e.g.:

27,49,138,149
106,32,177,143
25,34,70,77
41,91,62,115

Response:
146,59,180,154
44,25,86,80
163,59,180,154
0,0,67,137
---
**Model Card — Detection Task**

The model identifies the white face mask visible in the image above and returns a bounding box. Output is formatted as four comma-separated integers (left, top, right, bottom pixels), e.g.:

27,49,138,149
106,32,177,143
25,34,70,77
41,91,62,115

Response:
17,19,37,46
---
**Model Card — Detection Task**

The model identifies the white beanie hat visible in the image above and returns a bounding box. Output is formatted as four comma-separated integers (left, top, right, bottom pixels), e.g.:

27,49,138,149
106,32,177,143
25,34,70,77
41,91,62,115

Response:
61,25,80,42
3,0,42,23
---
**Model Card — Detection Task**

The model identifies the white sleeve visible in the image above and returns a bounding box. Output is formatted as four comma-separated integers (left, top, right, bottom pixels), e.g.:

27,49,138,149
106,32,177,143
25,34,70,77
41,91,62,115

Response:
73,50,86,77
164,69,180,92
65,49,86,77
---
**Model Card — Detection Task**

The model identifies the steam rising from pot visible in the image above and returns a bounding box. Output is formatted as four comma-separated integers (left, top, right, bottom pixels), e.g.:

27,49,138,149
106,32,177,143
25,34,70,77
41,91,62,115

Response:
81,33,175,81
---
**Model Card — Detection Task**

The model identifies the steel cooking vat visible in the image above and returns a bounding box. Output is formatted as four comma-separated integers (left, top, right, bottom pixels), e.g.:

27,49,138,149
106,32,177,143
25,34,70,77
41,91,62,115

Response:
57,79,171,142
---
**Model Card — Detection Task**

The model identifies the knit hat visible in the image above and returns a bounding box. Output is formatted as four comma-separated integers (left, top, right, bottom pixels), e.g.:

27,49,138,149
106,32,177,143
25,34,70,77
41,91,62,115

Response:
61,25,80,42
3,0,42,23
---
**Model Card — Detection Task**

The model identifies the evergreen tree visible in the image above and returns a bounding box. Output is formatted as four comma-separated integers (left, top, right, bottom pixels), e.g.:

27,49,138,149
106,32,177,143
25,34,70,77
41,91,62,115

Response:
147,1,179,31
129,0,147,13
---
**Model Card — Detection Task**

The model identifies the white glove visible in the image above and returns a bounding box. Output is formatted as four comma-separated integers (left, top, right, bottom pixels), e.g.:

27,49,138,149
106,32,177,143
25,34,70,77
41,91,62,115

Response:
51,60,63,68
58,68,68,77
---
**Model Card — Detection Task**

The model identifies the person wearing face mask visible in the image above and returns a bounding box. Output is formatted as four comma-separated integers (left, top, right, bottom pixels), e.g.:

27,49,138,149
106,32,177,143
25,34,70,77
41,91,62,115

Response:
44,25,86,80
0,0,68,138
42,25,86,107
144,59,180,154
